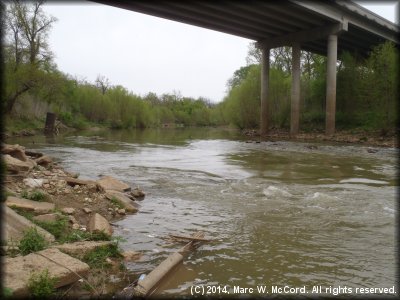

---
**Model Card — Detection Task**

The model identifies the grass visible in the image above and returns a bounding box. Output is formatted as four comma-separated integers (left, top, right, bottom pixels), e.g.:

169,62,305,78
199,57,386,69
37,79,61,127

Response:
58,230,111,244
110,196,124,209
28,269,57,298
34,217,68,240
82,244,122,269
21,189,48,202
19,227,48,255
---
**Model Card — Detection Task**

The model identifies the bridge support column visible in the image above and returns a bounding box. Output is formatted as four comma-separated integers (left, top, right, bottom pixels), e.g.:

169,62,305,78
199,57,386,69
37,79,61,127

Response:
260,47,270,136
290,43,301,136
325,34,337,135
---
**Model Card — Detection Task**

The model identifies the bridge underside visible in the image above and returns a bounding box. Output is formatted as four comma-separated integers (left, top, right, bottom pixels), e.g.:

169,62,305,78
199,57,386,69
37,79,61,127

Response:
96,0,399,135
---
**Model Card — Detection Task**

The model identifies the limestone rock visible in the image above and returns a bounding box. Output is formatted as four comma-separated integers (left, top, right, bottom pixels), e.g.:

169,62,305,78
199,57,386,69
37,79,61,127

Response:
53,241,113,258
105,190,138,213
97,176,131,192
2,205,55,244
2,144,28,161
131,187,146,199
61,207,75,215
65,177,97,187
6,196,55,214
72,223,80,230
122,250,142,262
83,207,92,214
4,154,33,173
23,178,44,188
33,213,60,223
117,208,126,215
3,248,89,297
35,155,53,167
68,215,78,224
87,213,113,236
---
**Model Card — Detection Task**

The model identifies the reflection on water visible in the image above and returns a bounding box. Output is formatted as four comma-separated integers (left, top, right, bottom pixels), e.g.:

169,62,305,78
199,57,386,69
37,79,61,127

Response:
9,128,397,296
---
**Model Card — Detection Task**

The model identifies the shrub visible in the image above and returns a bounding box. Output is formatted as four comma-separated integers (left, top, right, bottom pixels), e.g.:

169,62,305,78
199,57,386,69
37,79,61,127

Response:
28,269,57,298
19,227,48,255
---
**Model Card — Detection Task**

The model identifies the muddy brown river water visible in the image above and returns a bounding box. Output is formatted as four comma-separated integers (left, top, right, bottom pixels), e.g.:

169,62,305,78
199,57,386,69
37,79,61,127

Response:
9,128,398,297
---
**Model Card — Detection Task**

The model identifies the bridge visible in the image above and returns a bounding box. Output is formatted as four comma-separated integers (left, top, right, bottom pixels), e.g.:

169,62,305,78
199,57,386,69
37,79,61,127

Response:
95,0,399,135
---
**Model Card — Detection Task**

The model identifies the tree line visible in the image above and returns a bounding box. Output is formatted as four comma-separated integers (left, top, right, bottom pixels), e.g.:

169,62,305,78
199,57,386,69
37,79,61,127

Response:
3,1,398,133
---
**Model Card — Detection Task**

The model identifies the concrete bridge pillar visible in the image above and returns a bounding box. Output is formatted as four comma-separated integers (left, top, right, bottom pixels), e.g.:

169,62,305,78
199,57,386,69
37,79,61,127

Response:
290,43,301,136
326,34,338,135
260,47,270,136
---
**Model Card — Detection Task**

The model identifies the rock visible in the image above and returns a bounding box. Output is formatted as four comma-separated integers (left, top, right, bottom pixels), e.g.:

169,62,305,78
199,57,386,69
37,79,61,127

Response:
97,176,131,192
33,213,60,223
87,213,113,236
65,177,97,187
130,187,145,199
2,144,28,161
2,205,55,244
72,223,80,230
68,215,78,224
105,190,138,213
23,178,44,188
117,208,126,215
87,183,98,193
4,154,33,173
25,149,44,158
53,241,113,258
83,208,92,214
3,248,89,297
5,196,55,214
121,250,142,262
35,155,53,167
61,207,75,215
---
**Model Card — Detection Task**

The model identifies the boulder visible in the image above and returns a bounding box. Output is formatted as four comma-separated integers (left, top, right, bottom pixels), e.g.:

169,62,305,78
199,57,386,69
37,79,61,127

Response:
53,241,113,258
2,205,55,244
105,190,138,213
35,155,53,167
2,144,28,161
130,187,146,199
97,176,131,192
4,154,33,173
122,250,142,262
87,213,113,236
6,196,55,214
25,149,44,158
3,248,89,297
33,213,60,223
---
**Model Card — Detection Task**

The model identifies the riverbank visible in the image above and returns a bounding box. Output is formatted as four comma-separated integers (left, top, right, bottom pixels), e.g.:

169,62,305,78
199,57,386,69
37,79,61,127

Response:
2,144,144,297
244,128,398,148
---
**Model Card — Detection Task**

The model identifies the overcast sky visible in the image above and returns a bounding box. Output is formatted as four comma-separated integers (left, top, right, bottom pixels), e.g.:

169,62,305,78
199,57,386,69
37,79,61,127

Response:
42,2,398,103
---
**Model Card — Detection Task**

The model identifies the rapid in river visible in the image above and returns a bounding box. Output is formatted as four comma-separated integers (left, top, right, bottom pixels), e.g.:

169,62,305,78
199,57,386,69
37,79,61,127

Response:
9,128,397,297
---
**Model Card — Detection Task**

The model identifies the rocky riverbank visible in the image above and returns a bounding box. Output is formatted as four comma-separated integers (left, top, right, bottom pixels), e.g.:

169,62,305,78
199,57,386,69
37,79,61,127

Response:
2,143,145,298
243,128,398,148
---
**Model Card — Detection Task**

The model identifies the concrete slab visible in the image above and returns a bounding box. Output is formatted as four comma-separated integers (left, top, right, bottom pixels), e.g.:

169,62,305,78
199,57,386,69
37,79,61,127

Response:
6,196,55,214
2,205,55,244
54,241,113,258
3,248,89,297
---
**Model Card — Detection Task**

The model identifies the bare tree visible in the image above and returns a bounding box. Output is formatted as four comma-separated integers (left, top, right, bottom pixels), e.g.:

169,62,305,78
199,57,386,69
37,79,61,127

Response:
95,74,111,95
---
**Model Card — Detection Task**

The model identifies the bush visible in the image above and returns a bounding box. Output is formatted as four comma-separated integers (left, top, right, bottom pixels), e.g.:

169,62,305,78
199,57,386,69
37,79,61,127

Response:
28,269,57,298
19,227,48,255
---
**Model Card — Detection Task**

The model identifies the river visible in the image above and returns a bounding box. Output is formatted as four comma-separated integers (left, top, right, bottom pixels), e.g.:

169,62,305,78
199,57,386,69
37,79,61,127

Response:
8,128,397,297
